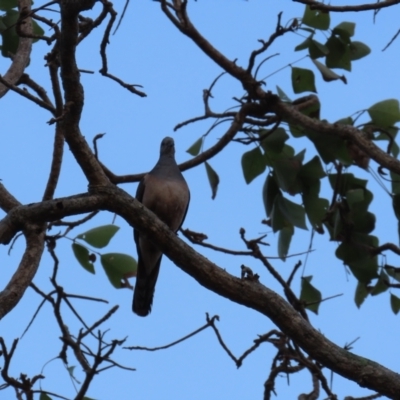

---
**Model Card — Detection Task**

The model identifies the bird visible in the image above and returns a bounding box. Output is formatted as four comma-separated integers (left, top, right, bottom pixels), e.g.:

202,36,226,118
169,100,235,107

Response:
133,137,190,317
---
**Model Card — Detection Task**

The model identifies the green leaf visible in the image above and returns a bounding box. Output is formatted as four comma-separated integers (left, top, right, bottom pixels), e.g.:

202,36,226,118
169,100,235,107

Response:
332,207,343,240
300,276,322,314
40,393,53,400
262,173,281,217
71,243,95,274
299,155,326,182
390,171,400,195
205,161,219,200
276,86,292,102
306,130,351,165
77,225,120,249
332,21,355,40
368,99,400,128
392,141,400,158
278,196,308,230
32,19,44,43
186,137,203,156
393,193,400,220
101,253,138,289
0,0,17,11
328,173,368,195
370,270,389,296
335,116,353,126
295,35,312,51
66,365,81,384
303,194,329,231
385,265,400,282
261,128,289,155
349,41,371,61
273,157,302,194
336,241,378,283
352,211,375,234
270,196,287,232
291,67,317,94
326,35,351,71
390,294,400,315
312,59,347,84
241,147,266,184
302,6,330,30
309,40,329,59
346,188,364,209
0,10,19,58
278,225,294,261
354,282,369,308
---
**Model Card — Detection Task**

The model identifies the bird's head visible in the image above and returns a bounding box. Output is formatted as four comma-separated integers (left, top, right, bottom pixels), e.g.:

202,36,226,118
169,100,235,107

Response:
160,137,175,157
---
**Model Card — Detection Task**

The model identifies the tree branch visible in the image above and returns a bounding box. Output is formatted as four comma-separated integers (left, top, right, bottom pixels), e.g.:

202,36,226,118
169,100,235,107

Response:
0,0,33,98
1,185,397,396
293,0,400,12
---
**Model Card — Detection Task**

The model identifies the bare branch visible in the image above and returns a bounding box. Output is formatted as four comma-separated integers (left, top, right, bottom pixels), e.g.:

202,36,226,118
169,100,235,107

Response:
293,0,400,12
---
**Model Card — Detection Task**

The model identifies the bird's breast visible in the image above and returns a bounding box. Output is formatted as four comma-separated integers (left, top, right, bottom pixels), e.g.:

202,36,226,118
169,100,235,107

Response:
142,178,189,232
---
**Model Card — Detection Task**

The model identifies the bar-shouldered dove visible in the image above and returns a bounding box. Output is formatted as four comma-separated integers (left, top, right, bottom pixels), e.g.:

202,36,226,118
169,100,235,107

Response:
133,137,190,316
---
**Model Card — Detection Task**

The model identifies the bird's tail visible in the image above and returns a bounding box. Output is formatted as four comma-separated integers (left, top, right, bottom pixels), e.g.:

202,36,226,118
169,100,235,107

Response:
132,258,162,317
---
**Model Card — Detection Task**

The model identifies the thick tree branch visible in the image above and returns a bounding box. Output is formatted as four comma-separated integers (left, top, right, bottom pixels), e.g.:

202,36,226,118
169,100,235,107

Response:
1,186,399,397
58,1,110,186
0,0,33,98
268,95,400,176
0,223,45,319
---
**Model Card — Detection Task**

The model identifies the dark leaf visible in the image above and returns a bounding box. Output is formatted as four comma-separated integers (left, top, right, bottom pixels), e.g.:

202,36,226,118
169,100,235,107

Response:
205,161,220,200
71,243,95,274
390,171,400,195
349,41,371,61
291,66,317,94
278,225,294,261
354,282,369,308
385,265,400,282
186,137,203,156
262,173,281,217
295,35,312,51
32,19,44,43
0,0,17,11
390,294,400,315
261,128,289,155
0,10,19,58
332,21,355,41
77,225,120,249
277,196,308,230
40,393,53,400
309,39,329,59
276,85,292,102
302,6,330,30
299,155,326,182
274,157,302,194
271,196,287,232
241,147,266,184
300,276,322,314
370,270,389,296
303,194,329,230
101,253,137,288
312,59,347,84
368,99,400,128
326,35,351,71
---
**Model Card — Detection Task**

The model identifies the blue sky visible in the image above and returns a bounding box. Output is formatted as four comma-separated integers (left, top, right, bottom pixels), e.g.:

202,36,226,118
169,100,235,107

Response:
1,1,400,399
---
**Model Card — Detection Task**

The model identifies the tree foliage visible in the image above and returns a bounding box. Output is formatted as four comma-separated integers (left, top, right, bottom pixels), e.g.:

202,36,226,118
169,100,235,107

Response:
1,0,400,399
